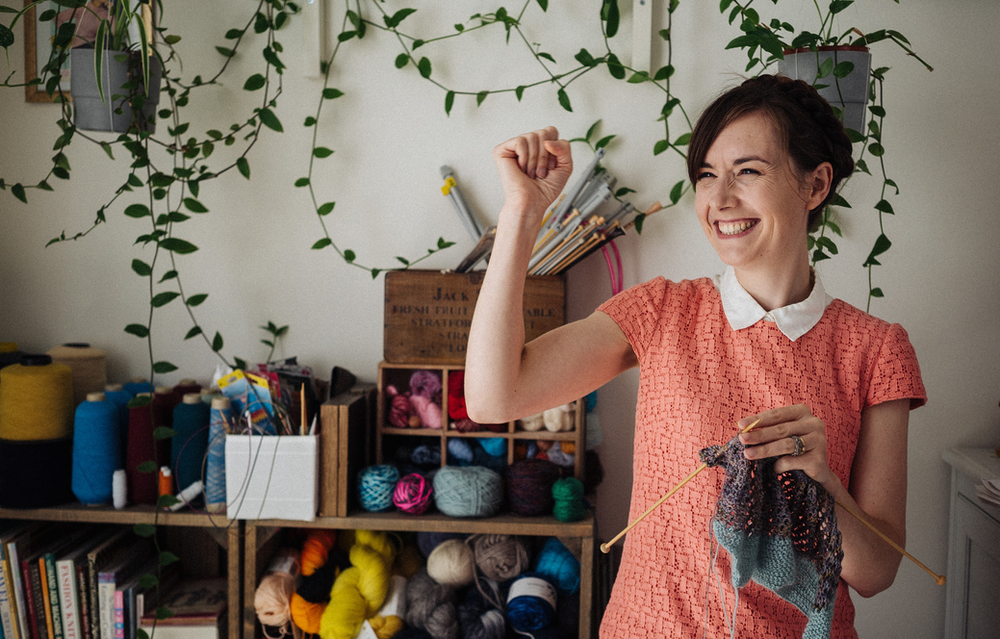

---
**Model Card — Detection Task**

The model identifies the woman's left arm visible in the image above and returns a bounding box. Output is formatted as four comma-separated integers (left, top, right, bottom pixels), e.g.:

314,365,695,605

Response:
738,398,910,597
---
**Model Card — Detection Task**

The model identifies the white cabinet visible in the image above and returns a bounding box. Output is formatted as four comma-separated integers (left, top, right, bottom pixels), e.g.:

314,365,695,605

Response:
942,448,1000,639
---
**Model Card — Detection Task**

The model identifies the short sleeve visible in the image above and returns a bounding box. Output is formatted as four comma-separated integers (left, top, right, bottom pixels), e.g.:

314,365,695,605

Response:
867,323,927,410
596,277,668,363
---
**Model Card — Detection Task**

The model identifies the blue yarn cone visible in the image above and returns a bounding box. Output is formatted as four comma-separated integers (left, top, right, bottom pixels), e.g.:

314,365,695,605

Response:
171,395,210,493
72,393,122,504
204,397,231,512
103,386,132,454
123,379,152,397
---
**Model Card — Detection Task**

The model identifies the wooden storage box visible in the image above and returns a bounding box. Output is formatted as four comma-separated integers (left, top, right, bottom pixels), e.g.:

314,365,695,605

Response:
376,361,586,481
318,385,376,517
383,269,565,365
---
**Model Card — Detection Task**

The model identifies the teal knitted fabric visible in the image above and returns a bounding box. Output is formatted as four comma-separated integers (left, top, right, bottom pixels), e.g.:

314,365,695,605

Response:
700,435,843,639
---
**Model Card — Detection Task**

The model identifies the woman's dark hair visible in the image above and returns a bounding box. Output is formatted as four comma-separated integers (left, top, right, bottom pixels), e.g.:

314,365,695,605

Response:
687,74,855,230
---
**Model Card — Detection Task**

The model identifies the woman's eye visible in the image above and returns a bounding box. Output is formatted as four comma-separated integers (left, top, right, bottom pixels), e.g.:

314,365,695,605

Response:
697,171,715,181
739,168,760,176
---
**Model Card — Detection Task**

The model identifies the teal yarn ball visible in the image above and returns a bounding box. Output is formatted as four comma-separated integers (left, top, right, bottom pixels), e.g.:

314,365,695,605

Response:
433,466,503,518
358,464,400,512
477,437,507,458
551,477,587,522
72,392,122,505
534,537,580,595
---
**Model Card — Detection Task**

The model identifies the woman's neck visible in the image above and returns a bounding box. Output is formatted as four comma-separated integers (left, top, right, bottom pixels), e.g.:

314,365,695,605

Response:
733,257,814,312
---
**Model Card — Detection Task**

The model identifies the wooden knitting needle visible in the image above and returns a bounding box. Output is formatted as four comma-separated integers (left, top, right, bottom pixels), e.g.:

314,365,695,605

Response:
600,419,761,554
834,498,946,585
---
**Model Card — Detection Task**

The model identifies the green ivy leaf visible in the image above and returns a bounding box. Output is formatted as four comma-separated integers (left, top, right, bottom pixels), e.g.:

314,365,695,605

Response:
138,574,158,590
874,199,895,214
131,259,153,277
124,204,151,219
159,270,178,283
215,46,235,58
258,108,283,132
295,177,311,187
669,180,684,205
833,61,855,78
183,198,209,213
868,142,885,157
344,249,356,262
606,53,625,80
557,88,572,112
212,332,224,352
187,293,208,307
317,202,335,216
417,57,432,79
395,53,409,69
159,551,180,567
237,157,250,179
869,287,884,298
312,238,332,250
653,140,669,155
673,133,691,146
476,91,488,106
150,292,180,308
159,238,199,254
313,147,334,158
136,461,157,474
323,88,344,100
184,326,203,340
444,91,455,116
134,524,157,538
124,324,149,338
863,233,892,267
155,607,175,621
595,135,615,150
157,494,180,508
244,74,266,91
515,86,525,101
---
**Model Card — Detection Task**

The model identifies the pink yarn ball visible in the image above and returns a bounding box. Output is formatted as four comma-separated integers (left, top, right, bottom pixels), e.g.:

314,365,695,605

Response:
410,394,442,429
393,473,433,515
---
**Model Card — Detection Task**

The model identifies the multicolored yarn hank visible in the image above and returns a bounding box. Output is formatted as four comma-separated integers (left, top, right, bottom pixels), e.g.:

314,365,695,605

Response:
699,434,843,639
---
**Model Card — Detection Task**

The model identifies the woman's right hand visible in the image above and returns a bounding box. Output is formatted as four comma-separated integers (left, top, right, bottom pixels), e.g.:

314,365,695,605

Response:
492,126,573,225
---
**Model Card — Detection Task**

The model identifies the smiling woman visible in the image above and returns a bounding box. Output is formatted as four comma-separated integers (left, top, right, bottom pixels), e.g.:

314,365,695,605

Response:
464,74,926,639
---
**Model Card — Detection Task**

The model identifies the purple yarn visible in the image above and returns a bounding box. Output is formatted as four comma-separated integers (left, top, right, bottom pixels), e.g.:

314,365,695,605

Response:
409,370,442,398
506,458,562,516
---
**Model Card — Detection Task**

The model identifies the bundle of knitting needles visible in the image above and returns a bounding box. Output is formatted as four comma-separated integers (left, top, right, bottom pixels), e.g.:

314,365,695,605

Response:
527,148,657,276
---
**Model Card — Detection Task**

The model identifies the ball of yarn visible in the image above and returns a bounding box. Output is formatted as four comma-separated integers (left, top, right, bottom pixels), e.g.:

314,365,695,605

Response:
518,412,545,432
506,574,557,632
47,343,107,406
385,385,412,429
0,355,74,441
476,437,506,458
410,395,442,429
409,370,442,398
320,530,398,639
432,466,503,518
457,577,506,639
254,549,300,630
470,534,529,582
291,530,341,634
405,568,458,639
534,538,580,595
542,403,575,432
393,473,434,515
72,392,121,505
416,532,467,559
426,539,475,588
506,459,562,516
411,445,441,468
446,438,474,466
551,477,587,523
358,465,401,512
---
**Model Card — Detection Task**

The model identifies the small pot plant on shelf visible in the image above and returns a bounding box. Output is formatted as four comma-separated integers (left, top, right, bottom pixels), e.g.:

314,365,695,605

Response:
720,0,932,310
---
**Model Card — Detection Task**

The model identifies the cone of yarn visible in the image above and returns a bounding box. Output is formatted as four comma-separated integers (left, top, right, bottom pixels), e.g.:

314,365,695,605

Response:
123,377,152,397
393,473,434,515
255,548,300,630
47,343,107,406
0,436,74,508
126,395,158,505
426,539,475,588
291,530,340,634
534,538,580,595
72,392,122,505
404,568,458,639
151,385,176,467
205,396,231,513
506,574,557,633
171,393,210,493
0,342,22,370
506,459,562,516
173,378,202,404
319,530,398,639
103,384,132,448
470,534,530,582
432,466,503,518
551,477,587,522
358,465,400,512
0,355,74,441
458,577,506,639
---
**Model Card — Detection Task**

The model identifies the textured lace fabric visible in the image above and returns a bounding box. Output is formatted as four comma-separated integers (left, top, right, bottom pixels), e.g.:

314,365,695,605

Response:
597,277,926,639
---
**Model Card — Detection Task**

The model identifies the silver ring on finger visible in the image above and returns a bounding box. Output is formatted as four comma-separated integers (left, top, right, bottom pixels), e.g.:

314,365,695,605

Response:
789,435,805,457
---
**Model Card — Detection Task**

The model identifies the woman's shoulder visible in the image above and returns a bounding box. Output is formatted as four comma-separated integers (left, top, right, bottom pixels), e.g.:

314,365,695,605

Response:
821,298,919,354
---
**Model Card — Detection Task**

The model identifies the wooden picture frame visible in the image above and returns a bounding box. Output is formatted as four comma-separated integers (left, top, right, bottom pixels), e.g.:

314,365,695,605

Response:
22,0,69,103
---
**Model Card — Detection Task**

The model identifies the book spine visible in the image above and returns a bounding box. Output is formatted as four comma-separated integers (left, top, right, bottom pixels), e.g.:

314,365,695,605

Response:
0,548,17,639
19,560,38,639
35,560,52,639
72,567,89,639
97,577,113,639
111,592,122,639
43,558,62,639
7,544,28,639
85,564,97,639
55,562,77,639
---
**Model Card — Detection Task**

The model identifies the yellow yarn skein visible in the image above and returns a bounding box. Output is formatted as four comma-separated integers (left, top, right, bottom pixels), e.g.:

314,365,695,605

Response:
319,530,398,639
0,360,74,440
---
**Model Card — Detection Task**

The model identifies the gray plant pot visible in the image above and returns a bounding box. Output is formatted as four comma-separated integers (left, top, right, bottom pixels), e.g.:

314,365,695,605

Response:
778,46,871,134
70,47,161,133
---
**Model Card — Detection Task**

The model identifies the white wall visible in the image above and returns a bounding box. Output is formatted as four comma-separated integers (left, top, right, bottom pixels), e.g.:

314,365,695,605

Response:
2,2,998,636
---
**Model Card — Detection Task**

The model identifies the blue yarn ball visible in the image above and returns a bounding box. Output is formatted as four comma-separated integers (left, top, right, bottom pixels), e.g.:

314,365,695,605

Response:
72,394,122,505
447,438,475,465
534,537,580,595
506,574,557,632
477,437,507,458
358,464,400,512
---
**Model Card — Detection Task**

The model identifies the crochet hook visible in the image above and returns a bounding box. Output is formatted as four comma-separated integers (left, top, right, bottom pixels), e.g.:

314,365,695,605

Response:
600,419,761,554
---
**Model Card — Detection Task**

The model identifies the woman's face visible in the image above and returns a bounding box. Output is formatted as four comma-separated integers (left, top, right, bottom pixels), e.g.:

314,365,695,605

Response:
694,112,827,271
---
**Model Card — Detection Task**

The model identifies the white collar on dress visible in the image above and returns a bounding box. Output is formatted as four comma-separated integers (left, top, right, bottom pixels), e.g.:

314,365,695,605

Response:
712,265,833,341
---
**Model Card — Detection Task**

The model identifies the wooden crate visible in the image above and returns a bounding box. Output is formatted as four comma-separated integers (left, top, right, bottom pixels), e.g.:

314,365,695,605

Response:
318,385,376,517
383,269,565,365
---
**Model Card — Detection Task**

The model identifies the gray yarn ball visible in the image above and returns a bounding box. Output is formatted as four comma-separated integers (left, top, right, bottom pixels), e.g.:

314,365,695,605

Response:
406,568,459,639
432,466,503,518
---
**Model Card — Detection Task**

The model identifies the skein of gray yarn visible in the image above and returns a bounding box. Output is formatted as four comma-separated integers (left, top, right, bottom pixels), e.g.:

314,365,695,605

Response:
406,568,459,639
458,577,507,639
469,534,530,582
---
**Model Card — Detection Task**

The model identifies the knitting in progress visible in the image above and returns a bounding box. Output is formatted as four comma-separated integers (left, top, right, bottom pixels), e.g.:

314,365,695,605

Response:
699,434,843,639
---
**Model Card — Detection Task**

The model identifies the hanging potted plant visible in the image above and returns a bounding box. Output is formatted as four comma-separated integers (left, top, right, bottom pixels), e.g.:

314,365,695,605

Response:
777,44,870,133
61,0,160,133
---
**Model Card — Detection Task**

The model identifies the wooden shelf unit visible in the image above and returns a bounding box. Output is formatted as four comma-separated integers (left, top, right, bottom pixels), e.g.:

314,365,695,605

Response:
245,510,595,639
376,361,586,480
0,504,242,639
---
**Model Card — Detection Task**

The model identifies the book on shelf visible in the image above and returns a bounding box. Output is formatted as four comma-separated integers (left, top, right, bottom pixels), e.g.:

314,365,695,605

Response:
55,527,116,639
3,522,49,639
39,527,95,639
0,522,29,639
85,529,132,639
95,539,153,639
138,578,226,627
